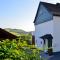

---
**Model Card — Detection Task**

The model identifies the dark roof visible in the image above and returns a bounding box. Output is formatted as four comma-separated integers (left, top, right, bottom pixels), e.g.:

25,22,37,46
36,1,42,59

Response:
0,28,17,40
34,1,60,23
40,34,53,40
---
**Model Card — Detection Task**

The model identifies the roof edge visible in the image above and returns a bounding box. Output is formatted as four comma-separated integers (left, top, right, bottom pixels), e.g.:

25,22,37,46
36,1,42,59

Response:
33,1,53,23
33,1,60,24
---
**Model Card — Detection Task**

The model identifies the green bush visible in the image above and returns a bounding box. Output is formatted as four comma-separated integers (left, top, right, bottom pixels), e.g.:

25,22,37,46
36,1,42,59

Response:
0,34,41,60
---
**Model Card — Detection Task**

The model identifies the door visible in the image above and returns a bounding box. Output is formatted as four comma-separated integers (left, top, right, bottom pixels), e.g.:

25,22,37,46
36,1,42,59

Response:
40,34,53,55
43,39,48,52
48,38,53,55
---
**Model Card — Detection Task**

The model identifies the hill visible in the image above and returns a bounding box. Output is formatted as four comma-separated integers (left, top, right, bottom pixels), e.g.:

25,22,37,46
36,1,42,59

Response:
4,28,28,36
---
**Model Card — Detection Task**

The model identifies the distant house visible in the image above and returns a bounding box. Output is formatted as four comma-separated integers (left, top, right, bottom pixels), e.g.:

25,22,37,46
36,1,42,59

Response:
34,1,60,59
0,28,17,40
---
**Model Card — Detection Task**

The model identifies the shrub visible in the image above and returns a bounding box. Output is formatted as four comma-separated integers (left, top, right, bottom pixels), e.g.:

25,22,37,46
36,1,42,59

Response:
0,35,41,60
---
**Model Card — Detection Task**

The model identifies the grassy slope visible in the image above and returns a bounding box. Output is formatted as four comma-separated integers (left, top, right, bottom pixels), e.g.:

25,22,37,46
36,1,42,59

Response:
4,28,28,36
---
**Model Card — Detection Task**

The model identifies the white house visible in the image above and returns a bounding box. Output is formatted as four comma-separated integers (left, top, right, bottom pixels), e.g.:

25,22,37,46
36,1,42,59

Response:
34,1,60,56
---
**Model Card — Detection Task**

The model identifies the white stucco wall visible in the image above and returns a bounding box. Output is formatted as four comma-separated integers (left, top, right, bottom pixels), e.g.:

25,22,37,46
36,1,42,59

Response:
53,16,60,52
35,20,53,48
35,16,60,52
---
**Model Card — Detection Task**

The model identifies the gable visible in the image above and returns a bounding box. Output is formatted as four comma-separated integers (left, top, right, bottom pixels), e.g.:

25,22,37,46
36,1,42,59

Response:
34,4,53,25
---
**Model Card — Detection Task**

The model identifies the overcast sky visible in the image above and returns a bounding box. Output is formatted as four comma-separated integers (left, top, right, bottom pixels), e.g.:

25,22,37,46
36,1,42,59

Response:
0,0,60,31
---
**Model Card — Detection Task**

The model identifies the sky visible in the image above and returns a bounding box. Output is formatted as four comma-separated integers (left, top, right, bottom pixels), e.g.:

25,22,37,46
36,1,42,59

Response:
0,0,60,32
